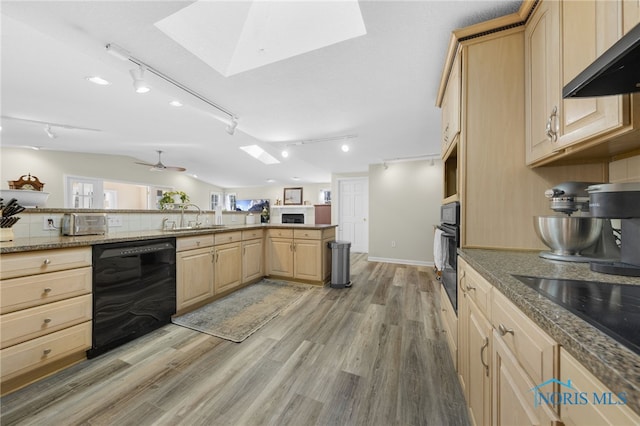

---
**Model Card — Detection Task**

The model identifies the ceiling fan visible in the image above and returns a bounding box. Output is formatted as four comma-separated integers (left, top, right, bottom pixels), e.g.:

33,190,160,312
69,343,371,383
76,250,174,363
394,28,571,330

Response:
135,150,186,172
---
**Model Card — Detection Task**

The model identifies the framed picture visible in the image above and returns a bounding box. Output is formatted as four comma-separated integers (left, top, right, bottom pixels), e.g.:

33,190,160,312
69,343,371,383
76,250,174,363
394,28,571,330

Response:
284,187,303,205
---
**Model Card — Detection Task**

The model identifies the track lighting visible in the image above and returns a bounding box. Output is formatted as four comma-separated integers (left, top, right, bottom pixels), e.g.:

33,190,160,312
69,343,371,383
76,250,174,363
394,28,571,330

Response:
226,117,238,135
44,124,57,139
106,43,239,132
129,65,150,93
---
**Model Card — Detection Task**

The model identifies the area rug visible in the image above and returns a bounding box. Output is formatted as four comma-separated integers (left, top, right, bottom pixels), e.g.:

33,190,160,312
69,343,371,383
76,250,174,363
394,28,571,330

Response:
172,279,313,342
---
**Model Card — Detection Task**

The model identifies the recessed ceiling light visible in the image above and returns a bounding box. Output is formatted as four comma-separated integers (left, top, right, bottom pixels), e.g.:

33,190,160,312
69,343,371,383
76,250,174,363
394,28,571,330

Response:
169,100,183,107
86,76,111,86
266,178,276,183
240,145,280,165
291,177,301,181
341,144,350,152
31,146,41,150
281,150,289,158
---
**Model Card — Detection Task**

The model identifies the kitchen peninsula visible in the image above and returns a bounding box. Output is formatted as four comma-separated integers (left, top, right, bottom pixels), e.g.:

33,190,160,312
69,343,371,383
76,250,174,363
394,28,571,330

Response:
0,216,336,395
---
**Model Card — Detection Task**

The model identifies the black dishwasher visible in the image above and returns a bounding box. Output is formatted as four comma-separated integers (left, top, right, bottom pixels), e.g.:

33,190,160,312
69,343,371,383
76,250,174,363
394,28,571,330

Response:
88,238,176,358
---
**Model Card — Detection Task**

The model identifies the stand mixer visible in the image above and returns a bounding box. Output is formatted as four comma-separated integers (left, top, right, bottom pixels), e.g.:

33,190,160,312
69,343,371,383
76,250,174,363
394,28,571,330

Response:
534,182,620,262
587,182,640,276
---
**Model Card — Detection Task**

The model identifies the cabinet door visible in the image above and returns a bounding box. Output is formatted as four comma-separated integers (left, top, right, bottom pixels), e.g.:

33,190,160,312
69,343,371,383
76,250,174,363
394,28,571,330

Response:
467,299,492,426
493,330,562,426
623,0,640,34
442,52,461,158
293,239,322,281
214,242,242,294
176,247,213,311
525,0,561,164
560,0,625,148
267,238,294,277
560,348,640,425
242,239,263,284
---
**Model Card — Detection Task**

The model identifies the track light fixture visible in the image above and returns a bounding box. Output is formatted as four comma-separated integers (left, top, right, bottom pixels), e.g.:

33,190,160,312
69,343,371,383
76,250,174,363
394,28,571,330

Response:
129,65,150,93
44,124,57,139
226,117,238,135
106,43,238,131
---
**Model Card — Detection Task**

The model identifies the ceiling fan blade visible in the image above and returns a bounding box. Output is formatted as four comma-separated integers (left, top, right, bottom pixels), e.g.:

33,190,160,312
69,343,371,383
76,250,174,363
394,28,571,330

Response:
150,165,186,172
136,150,186,172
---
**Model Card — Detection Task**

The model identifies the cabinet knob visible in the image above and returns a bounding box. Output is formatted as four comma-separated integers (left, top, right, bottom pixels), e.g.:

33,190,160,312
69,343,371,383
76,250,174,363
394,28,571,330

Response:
498,324,514,336
43,288,52,294
196,241,201,246
43,258,51,265
43,349,52,356
43,318,52,324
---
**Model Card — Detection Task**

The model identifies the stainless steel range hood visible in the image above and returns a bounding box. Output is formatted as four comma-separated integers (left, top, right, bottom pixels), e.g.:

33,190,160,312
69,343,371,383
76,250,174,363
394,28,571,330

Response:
563,23,640,98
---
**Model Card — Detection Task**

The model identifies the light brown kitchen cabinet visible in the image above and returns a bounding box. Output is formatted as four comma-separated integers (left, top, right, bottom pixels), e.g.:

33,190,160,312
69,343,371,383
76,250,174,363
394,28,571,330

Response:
214,241,242,294
176,235,214,312
0,247,93,395
441,50,461,159
266,227,334,285
439,21,608,251
439,287,457,369
623,0,640,34
560,348,640,425
458,258,492,426
242,229,264,284
525,0,640,166
491,288,561,426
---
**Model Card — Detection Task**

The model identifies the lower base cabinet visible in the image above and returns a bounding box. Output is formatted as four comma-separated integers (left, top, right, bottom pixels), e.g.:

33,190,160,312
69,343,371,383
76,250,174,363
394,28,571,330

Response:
176,236,214,312
560,349,640,426
457,257,640,425
214,241,242,294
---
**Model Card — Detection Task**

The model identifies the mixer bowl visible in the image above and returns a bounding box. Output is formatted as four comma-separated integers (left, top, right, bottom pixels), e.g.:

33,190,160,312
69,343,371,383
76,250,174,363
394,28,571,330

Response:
534,216,603,256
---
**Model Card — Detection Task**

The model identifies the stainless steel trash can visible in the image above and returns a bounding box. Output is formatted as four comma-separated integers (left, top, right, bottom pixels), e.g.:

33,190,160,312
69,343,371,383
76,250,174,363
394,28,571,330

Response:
329,241,351,288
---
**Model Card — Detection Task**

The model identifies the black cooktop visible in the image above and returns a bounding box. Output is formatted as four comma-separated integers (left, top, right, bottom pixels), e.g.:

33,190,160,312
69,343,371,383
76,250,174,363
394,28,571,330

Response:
512,275,640,355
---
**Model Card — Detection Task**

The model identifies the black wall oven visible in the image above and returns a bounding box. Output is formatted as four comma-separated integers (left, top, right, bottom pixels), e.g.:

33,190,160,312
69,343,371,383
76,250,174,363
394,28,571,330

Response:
438,202,460,313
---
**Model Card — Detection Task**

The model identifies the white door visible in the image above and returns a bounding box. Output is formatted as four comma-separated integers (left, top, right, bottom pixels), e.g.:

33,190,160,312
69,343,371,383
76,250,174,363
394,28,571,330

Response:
338,178,368,252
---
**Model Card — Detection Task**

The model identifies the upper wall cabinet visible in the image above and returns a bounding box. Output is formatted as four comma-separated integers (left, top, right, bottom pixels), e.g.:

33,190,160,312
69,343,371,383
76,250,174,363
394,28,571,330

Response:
441,51,461,159
623,0,640,33
525,0,640,166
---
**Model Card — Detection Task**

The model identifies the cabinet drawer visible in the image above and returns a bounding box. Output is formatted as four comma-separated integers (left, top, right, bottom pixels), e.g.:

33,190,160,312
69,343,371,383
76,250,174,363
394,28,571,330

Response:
242,229,264,240
293,229,322,240
459,259,492,317
0,247,92,280
0,322,91,381
214,231,242,245
0,267,92,314
268,228,293,238
176,235,214,252
1,294,92,349
492,289,556,384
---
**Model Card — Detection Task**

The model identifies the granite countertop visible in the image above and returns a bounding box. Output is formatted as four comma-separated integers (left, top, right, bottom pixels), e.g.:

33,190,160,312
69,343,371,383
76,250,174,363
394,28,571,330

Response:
459,248,640,416
0,223,337,254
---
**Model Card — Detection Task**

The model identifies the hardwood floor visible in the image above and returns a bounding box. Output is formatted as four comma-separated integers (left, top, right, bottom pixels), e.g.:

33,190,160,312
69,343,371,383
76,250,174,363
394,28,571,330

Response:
0,253,469,426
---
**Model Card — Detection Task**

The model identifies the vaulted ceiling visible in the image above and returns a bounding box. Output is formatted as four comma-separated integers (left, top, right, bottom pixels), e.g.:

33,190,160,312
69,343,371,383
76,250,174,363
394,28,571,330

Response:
1,1,521,188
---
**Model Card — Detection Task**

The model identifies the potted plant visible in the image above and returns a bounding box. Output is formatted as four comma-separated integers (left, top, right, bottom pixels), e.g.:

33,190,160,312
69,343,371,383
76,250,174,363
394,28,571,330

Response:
159,191,189,209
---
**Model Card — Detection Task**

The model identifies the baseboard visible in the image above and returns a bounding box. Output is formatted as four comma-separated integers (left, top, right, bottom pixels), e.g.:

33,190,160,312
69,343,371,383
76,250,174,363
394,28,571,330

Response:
366,256,433,267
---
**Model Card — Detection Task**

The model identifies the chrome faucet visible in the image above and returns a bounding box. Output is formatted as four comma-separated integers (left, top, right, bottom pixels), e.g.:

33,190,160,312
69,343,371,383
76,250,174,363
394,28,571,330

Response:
180,203,201,228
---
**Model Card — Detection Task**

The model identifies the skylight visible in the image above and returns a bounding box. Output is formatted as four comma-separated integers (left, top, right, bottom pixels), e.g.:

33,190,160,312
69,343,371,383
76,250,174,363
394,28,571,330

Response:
240,145,280,165
154,0,367,77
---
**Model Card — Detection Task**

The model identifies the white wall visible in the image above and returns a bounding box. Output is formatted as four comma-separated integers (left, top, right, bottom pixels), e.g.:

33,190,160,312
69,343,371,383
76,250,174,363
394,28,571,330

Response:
1,148,224,209
368,159,442,266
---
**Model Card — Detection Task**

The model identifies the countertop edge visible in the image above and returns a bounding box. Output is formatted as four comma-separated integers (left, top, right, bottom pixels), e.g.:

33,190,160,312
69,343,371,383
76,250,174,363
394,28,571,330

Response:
0,224,338,253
